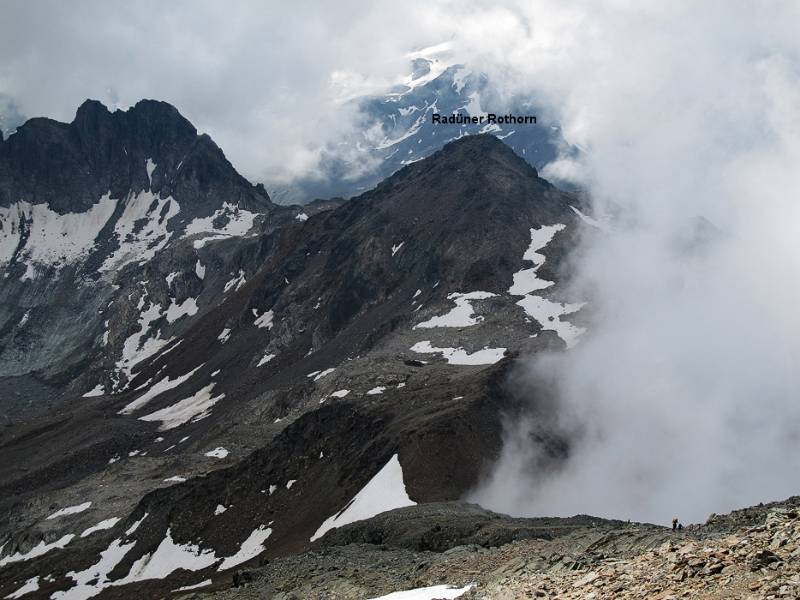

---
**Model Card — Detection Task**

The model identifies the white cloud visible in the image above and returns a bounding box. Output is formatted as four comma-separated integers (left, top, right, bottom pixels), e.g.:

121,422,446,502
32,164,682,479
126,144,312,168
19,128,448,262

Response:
466,1,800,525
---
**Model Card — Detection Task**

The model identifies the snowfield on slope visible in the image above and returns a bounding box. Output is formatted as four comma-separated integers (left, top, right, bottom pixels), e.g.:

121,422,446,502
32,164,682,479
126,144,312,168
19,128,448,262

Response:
410,341,506,365
310,454,416,542
414,291,495,328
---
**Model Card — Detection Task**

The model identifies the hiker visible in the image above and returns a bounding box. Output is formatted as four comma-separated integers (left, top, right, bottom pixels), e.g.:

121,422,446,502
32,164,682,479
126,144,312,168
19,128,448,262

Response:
672,518,678,531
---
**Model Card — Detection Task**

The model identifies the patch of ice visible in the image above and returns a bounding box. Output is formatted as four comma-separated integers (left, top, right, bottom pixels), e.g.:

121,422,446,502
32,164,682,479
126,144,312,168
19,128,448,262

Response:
366,386,385,395
214,505,227,516
139,383,224,430
80,518,120,538
414,291,495,328
217,525,272,571
286,480,296,489
410,341,506,365
195,259,205,280
217,328,232,343
391,242,404,256
295,212,308,222
310,454,415,542
46,502,91,520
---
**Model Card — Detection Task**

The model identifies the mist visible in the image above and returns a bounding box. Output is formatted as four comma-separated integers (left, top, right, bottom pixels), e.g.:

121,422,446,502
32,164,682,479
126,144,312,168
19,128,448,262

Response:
467,1,800,525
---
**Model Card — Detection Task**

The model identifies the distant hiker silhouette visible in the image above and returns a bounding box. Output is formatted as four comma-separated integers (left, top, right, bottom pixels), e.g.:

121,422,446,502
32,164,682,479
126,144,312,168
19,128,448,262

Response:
678,523,684,530
672,518,678,531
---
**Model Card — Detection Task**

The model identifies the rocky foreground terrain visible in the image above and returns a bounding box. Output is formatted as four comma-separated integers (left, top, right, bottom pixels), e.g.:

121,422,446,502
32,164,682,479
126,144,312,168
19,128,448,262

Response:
178,498,800,600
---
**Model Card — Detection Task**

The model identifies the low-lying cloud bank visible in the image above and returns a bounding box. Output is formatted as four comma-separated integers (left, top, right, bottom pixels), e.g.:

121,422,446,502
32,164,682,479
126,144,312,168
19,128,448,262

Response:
467,1,800,525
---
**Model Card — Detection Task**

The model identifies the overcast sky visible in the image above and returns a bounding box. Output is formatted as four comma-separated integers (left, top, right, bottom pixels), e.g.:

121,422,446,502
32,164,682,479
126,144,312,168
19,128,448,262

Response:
5,1,800,523
0,0,445,183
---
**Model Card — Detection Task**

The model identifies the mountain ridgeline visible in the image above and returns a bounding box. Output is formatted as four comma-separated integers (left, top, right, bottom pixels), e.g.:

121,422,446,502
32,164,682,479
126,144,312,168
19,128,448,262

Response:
0,100,593,598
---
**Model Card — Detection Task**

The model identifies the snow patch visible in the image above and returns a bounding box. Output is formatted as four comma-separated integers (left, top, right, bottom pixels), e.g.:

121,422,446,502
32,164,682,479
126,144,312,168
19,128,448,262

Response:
0,535,74,567
47,502,91,520
82,385,104,398
366,386,385,395
223,270,246,293
257,353,276,367
164,297,198,323
515,296,586,349
100,191,179,272
0,196,117,269
414,291,495,328
80,518,121,538
205,447,229,459
410,341,506,365
5,577,39,599
51,538,136,600
163,476,186,483
310,454,415,542
253,309,274,329
119,364,203,414
115,529,217,583
184,203,257,249
217,525,272,571
139,383,224,430
508,224,565,295
173,580,212,592
367,584,474,600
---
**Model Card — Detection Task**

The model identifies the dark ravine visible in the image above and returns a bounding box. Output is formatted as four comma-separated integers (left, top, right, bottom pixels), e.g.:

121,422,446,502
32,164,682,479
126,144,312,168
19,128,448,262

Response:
0,100,593,598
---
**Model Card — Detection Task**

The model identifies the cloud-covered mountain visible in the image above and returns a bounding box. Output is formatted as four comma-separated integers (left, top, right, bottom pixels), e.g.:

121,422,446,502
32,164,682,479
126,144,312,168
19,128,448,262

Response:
269,45,571,204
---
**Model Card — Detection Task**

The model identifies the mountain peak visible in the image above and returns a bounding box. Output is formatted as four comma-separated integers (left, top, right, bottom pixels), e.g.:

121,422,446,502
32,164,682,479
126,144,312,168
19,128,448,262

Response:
0,98,268,213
